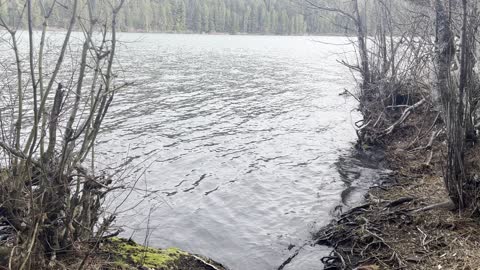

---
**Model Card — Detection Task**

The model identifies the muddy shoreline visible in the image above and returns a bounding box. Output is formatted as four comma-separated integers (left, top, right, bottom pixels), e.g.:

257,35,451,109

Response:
316,102,480,269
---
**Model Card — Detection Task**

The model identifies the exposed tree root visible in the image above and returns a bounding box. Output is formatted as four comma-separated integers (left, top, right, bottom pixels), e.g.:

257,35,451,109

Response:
317,102,480,269
316,196,412,269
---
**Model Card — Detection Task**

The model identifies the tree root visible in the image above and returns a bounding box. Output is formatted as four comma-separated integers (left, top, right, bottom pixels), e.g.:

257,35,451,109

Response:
316,197,415,269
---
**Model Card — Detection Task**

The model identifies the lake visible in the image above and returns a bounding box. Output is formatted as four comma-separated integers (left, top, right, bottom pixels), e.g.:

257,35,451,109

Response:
95,33,384,270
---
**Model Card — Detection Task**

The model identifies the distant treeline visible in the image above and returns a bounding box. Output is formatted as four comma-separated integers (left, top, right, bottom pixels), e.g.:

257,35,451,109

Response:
0,0,353,35
117,0,350,34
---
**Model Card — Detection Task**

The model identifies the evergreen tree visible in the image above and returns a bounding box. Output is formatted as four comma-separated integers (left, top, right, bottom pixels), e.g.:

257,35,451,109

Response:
201,0,209,32
174,0,186,31
215,1,226,32
0,0,363,35
192,1,202,32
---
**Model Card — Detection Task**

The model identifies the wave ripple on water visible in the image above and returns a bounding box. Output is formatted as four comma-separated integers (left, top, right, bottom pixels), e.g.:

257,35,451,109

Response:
96,34,385,270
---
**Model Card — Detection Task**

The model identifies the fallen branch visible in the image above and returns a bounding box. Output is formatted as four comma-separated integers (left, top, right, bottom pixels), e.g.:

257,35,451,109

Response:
384,98,426,135
373,112,384,128
411,200,454,214
424,150,434,166
386,197,414,208
411,128,443,152
192,254,225,270
354,119,372,131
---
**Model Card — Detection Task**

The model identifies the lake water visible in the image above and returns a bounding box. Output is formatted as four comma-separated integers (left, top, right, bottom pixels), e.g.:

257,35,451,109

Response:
95,34,385,270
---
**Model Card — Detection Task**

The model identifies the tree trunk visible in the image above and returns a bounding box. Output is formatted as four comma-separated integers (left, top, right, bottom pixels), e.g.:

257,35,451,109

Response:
352,0,371,93
435,0,467,208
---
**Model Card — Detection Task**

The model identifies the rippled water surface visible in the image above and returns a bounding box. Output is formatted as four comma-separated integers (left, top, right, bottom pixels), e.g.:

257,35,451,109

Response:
96,34,382,270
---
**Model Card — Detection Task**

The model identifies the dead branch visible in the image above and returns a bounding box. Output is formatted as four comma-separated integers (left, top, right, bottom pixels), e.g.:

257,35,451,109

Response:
411,200,455,213
384,98,426,135
386,197,414,208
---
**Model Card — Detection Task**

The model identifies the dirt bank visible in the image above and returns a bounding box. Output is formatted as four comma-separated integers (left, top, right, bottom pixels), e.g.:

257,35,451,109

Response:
317,102,480,269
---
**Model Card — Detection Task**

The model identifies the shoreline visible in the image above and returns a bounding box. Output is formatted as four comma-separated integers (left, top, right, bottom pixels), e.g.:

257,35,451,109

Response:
116,31,353,37
98,237,227,270
0,237,227,269
8,27,353,37
317,100,480,269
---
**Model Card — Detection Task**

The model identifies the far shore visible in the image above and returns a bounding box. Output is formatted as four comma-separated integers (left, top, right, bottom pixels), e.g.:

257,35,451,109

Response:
8,27,355,37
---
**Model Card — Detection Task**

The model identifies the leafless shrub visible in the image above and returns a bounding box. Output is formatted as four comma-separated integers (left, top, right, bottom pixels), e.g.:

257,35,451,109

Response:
0,0,140,268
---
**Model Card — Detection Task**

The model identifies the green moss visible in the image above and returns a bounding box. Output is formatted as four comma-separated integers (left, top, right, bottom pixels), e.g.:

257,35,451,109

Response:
106,238,187,269
362,143,370,150
112,260,132,270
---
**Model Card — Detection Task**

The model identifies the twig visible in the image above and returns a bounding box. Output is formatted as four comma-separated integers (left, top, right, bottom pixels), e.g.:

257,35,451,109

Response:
341,88,360,102
385,197,414,208
416,227,428,251
425,150,434,166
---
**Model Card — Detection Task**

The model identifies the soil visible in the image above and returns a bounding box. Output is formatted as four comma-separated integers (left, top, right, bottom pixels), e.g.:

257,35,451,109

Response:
317,103,480,270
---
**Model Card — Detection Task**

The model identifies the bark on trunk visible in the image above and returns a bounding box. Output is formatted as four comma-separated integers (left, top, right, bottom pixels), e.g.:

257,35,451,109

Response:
435,0,467,208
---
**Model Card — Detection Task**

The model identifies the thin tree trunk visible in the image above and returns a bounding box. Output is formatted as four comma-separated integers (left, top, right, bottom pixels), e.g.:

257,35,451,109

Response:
435,0,466,208
353,0,371,92
26,0,39,162
12,32,22,175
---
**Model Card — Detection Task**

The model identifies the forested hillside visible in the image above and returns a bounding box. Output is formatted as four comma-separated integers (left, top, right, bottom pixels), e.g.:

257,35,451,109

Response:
0,0,352,35
117,0,348,34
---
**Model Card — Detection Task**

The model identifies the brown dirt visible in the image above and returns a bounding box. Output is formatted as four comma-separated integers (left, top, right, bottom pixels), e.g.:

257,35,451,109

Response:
317,103,480,270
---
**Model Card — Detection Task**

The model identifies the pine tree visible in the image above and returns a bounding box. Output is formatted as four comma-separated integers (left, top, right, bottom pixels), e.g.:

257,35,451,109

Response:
0,0,368,35
216,0,226,32
201,1,209,32
193,1,202,32
174,0,186,31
